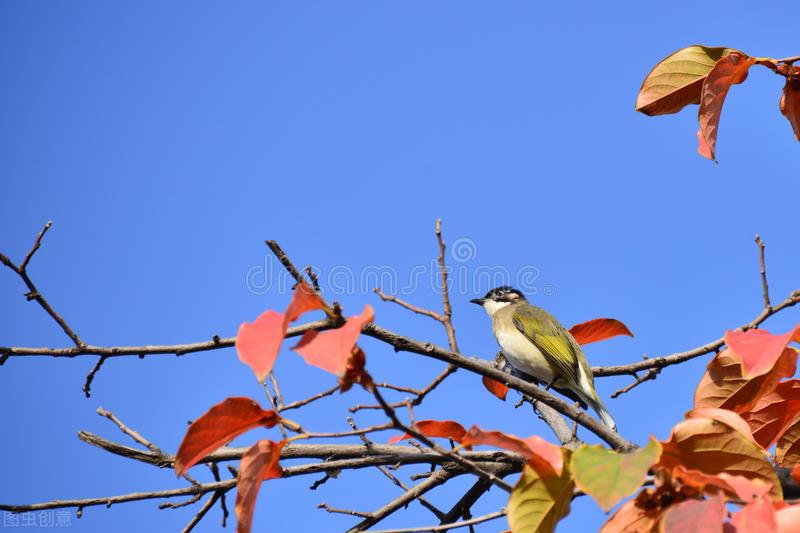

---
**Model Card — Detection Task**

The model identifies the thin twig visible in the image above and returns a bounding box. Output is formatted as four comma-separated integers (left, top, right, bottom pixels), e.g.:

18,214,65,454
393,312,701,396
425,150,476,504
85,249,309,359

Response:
611,367,661,399
265,240,338,320
375,466,445,521
317,503,370,518
96,407,163,455
83,356,108,398
435,219,459,353
181,490,226,533
0,222,85,348
755,234,771,309
280,384,341,412
20,221,53,272
0,480,236,513
373,388,513,492
373,509,507,533
374,288,442,321
592,288,800,377
346,466,461,532
208,462,229,528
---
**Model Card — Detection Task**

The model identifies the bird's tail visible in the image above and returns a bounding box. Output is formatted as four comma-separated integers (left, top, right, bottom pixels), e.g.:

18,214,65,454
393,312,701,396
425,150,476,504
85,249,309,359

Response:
588,396,616,432
575,365,617,431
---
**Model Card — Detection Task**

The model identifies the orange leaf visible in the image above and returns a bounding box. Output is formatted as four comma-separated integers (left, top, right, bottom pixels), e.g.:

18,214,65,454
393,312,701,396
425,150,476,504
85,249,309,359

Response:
726,327,800,378
741,379,800,449
657,412,782,499
234,439,286,533
673,466,771,502
696,52,756,160
175,397,279,476
339,345,374,392
793,465,800,486
776,417,800,468
568,318,633,346
292,304,374,377
659,495,726,533
236,282,324,382
388,420,467,444
687,407,757,443
601,498,661,533
731,496,777,533
694,347,797,414
780,77,800,142
461,426,563,476
635,46,741,116
482,376,509,401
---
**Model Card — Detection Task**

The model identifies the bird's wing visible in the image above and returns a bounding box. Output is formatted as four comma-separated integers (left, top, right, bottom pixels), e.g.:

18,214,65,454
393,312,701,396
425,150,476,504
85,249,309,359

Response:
511,306,581,388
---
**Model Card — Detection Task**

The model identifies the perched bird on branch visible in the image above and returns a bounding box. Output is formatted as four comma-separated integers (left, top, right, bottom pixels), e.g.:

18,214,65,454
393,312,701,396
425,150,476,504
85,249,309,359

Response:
471,286,616,431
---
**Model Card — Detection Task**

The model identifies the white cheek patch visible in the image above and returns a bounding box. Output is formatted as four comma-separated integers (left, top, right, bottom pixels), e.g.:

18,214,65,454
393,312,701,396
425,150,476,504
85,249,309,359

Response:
483,300,510,316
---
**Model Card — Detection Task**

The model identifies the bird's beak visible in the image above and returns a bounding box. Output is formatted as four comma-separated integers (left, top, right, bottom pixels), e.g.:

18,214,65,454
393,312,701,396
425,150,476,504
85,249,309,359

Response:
469,298,486,306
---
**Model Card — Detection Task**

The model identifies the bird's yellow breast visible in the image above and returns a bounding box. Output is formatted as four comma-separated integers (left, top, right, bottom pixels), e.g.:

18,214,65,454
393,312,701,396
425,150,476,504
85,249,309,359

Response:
493,312,556,384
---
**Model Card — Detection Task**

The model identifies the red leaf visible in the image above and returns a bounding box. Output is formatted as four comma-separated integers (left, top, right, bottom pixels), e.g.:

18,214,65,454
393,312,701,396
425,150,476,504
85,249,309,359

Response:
726,327,800,378
236,282,324,382
696,52,755,160
388,420,467,444
482,376,509,401
234,439,286,533
461,426,563,476
742,380,800,449
568,318,633,346
660,495,726,533
792,465,800,486
293,305,374,377
175,397,279,476
731,496,777,533
780,77,800,142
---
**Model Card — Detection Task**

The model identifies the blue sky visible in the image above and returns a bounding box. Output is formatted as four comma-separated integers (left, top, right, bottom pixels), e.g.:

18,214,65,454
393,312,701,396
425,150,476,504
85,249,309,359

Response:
1,1,798,531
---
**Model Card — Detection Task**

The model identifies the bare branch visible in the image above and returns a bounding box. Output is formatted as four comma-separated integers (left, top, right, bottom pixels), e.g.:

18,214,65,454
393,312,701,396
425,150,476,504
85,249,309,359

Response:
611,367,661,399
265,240,339,320
346,466,461,532
181,490,227,533
20,221,53,272
363,324,633,450
435,218,459,353
76,431,524,471
373,388,514,492
1,221,85,348
83,356,108,398
374,288,443,321
439,462,518,525
374,509,507,533
755,234,771,309
0,480,236,513
317,503,371,518
96,407,162,455
593,288,800,377
279,384,340,412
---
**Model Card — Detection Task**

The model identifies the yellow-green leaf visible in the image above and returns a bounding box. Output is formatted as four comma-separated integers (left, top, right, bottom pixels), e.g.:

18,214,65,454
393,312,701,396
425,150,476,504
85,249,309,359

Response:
636,45,740,116
570,437,662,512
507,451,574,533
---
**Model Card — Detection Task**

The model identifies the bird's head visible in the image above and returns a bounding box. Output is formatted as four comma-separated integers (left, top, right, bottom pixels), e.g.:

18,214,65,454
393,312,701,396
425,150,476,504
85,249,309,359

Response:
470,286,526,316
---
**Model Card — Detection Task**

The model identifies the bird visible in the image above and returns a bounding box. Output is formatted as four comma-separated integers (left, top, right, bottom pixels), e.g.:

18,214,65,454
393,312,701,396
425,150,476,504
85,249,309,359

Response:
470,286,616,431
